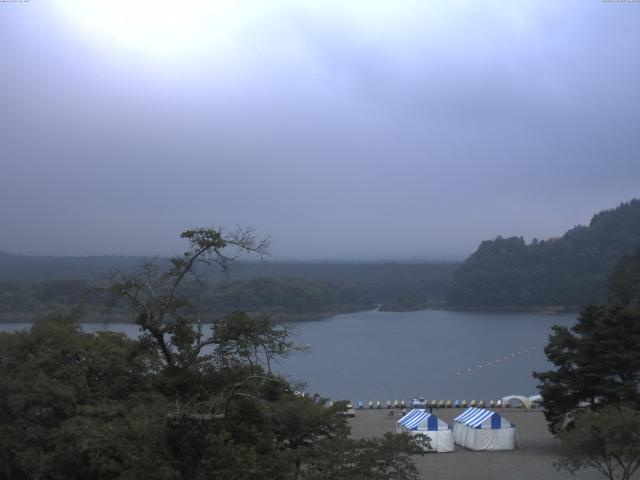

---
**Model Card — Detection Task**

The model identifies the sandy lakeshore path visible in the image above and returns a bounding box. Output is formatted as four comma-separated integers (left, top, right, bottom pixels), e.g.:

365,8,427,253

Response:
348,409,607,480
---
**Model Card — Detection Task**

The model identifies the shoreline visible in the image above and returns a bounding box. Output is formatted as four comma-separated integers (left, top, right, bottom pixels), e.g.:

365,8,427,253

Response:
441,305,579,314
0,304,579,325
0,306,377,324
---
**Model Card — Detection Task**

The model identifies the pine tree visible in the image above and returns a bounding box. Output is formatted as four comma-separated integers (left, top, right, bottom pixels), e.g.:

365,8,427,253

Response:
534,248,640,433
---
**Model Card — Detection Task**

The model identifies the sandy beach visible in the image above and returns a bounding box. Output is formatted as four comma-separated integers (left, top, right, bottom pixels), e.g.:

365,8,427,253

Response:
348,408,606,480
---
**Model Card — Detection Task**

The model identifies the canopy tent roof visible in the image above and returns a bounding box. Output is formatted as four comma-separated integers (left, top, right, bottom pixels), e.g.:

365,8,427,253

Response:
453,408,513,429
396,409,454,452
397,409,449,431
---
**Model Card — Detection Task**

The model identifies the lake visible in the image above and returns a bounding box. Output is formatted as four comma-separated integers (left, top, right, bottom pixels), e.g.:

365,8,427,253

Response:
0,308,575,403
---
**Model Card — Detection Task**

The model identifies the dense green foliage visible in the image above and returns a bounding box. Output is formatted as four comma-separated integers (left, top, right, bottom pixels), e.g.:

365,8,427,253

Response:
0,317,173,479
0,259,456,322
449,199,640,307
0,316,356,479
534,248,640,433
555,406,640,480
303,433,429,480
0,277,373,323
0,280,93,320
609,245,640,306
533,303,640,432
0,227,425,480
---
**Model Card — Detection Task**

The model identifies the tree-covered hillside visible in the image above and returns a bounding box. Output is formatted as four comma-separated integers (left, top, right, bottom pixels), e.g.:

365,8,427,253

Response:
0,277,375,323
609,244,640,306
0,257,456,321
188,277,376,321
448,199,640,307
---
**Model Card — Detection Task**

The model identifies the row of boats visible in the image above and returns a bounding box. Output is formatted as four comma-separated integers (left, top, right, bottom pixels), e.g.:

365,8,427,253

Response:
355,398,514,409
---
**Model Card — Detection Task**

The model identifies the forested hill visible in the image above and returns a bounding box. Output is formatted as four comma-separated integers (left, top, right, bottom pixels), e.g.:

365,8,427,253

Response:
448,199,640,308
0,253,145,281
0,255,457,321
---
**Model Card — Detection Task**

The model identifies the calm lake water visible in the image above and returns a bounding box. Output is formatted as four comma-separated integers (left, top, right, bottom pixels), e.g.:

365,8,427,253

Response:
0,309,575,403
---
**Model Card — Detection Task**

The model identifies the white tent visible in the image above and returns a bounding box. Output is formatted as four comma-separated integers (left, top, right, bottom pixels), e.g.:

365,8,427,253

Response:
453,408,516,451
396,409,454,453
502,395,532,409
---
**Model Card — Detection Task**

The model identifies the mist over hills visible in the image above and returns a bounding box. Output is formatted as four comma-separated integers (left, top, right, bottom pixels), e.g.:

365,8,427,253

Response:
2,198,639,320
0,253,146,282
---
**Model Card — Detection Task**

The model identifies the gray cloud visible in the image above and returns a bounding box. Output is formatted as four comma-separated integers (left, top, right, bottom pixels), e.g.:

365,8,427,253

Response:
1,1,639,259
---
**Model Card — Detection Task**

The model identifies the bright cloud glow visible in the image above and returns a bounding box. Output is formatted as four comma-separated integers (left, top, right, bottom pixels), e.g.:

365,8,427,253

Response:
52,0,237,60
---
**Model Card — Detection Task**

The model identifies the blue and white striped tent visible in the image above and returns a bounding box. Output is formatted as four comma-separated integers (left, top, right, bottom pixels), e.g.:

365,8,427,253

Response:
453,408,516,451
396,409,454,452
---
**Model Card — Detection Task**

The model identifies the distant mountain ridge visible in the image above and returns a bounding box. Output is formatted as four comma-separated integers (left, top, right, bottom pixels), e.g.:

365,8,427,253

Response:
0,252,151,282
0,253,457,321
448,199,640,308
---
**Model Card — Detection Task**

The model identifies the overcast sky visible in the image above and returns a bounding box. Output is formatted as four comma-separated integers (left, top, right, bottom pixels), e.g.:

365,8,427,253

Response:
1,1,639,260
